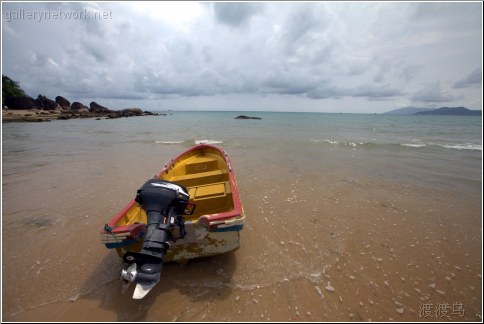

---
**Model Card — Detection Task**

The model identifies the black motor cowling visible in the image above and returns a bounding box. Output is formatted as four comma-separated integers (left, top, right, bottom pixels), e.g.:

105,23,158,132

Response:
122,179,189,284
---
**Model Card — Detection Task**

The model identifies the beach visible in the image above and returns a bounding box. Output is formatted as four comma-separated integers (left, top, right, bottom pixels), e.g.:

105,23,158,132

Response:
2,112,482,321
2,109,62,123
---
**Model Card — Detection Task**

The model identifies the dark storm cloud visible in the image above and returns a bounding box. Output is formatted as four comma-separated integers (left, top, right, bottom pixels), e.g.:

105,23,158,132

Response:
261,75,320,96
212,2,261,27
453,68,482,89
350,85,402,100
304,84,402,100
411,83,461,103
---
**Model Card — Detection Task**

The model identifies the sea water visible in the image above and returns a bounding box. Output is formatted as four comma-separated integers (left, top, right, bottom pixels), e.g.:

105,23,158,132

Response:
3,111,481,193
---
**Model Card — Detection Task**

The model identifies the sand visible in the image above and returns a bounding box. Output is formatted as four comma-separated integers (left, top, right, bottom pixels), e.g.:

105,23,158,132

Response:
2,109,62,122
2,143,481,322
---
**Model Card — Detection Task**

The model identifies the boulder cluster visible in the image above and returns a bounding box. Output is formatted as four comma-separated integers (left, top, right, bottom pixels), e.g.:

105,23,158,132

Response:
3,95,159,121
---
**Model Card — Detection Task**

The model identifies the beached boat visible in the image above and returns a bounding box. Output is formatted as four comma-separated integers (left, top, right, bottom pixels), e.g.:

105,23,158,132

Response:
100,144,245,298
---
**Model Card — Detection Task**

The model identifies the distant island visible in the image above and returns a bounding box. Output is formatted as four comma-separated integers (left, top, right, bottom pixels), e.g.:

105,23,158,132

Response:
384,106,482,116
383,107,434,115
415,107,482,116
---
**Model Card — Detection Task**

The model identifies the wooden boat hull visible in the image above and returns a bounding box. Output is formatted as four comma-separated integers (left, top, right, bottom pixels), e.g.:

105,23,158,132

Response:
101,144,245,263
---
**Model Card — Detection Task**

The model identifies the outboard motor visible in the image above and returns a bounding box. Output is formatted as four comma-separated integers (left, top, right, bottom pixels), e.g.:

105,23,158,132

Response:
120,179,191,299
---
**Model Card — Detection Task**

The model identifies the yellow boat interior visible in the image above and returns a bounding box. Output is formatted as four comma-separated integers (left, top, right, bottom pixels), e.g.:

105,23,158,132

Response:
160,146,234,222
115,146,235,227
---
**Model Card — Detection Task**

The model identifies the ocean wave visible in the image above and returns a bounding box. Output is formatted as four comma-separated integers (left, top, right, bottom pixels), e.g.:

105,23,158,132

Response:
346,142,369,147
154,139,225,145
155,140,184,144
310,139,371,147
310,139,339,144
437,143,482,151
195,139,224,145
402,142,482,151
310,139,481,152
401,143,426,148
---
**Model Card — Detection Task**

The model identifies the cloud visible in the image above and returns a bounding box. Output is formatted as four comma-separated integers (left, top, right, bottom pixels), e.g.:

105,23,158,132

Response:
261,73,321,96
269,3,339,67
453,68,482,88
350,84,402,100
213,2,261,28
1,2,482,112
411,83,461,103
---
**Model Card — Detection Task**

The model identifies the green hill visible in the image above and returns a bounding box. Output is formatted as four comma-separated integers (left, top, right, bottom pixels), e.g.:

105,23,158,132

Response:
415,107,482,116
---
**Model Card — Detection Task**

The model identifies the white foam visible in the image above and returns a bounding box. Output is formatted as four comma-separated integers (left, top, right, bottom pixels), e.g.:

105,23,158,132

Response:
310,139,373,147
68,293,81,302
195,139,223,145
345,141,370,147
401,143,426,148
309,139,338,144
437,143,482,151
155,140,184,144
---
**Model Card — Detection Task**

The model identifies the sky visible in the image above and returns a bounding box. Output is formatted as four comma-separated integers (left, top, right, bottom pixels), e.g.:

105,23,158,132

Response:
1,1,482,113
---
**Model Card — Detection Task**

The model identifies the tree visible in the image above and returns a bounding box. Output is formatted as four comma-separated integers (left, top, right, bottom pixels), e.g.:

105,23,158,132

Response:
2,75,26,104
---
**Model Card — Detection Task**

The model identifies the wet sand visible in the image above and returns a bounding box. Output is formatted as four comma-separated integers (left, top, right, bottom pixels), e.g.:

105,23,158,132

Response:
2,141,482,321
2,109,62,122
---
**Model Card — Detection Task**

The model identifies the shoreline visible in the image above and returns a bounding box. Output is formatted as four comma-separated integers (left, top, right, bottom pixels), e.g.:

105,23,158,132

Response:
2,109,61,122
2,108,161,123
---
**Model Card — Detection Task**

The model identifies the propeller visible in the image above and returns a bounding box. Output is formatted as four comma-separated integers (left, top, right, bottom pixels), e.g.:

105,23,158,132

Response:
120,262,161,299
133,282,158,299
121,263,136,294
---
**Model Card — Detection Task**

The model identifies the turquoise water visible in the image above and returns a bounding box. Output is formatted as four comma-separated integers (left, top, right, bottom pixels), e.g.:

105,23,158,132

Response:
3,111,481,192
5,111,481,148
4,111,481,149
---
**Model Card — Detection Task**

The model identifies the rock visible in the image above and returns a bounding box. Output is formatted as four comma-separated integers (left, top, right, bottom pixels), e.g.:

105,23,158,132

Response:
144,110,161,116
71,102,89,112
55,96,71,110
235,115,261,120
89,101,113,113
4,96,42,110
36,96,60,110
119,108,143,117
3,96,158,122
